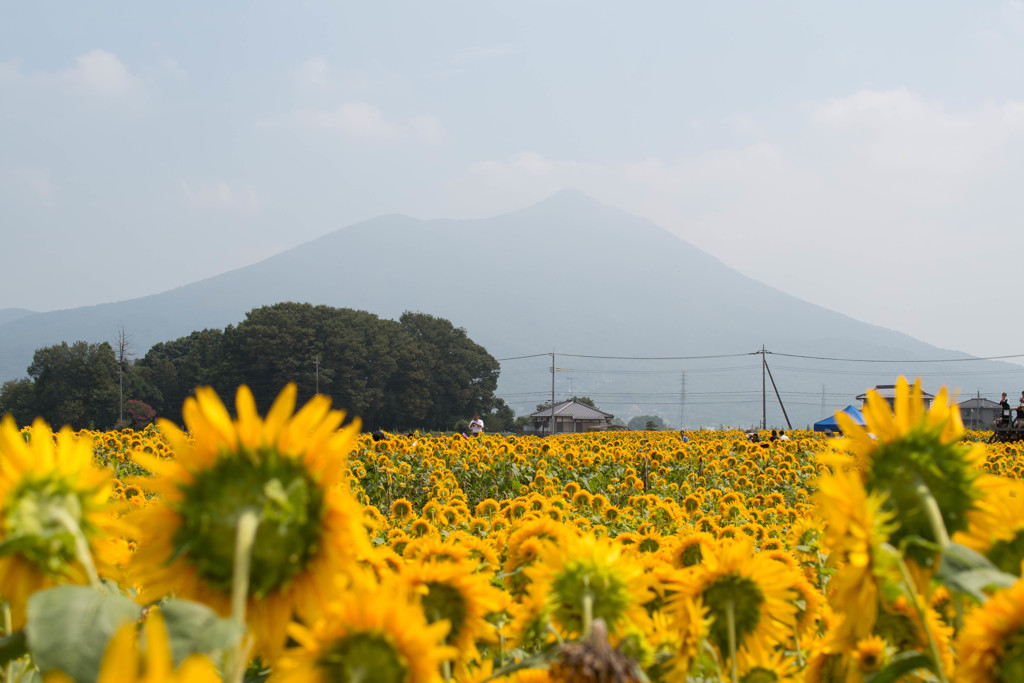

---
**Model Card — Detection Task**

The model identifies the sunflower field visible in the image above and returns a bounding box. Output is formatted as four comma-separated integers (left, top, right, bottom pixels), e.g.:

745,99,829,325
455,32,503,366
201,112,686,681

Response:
1,377,1024,682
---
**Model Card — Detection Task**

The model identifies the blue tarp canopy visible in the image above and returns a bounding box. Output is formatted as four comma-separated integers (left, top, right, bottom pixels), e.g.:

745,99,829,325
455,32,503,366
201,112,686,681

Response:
813,405,866,433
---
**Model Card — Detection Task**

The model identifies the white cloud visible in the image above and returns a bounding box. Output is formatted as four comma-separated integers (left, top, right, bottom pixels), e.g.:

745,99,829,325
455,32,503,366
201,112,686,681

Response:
290,101,445,143
0,49,143,102
295,101,403,139
67,49,139,95
290,57,333,93
181,180,261,214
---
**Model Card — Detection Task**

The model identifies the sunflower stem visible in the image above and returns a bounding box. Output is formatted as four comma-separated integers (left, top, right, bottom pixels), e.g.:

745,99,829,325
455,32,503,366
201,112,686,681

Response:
582,589,594,639
913,478,950,550
3,602,12,683
225,509,260,683
892,548,950,683
51,507,100,589
792,625,804,668
442,659,451,683
726,599,738,683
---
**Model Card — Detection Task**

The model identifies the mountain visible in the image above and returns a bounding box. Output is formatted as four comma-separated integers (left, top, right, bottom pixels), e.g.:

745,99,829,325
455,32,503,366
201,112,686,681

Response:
0,309,35,326
0,190,1016,428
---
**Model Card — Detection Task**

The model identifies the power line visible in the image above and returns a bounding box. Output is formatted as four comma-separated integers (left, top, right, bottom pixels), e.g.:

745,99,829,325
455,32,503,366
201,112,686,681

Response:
497,348,1024,364
768,351,1024,363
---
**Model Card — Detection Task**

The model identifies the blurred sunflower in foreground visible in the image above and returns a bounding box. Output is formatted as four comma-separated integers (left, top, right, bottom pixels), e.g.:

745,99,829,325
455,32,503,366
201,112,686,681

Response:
274,572,456,683
0,416,127,627
129,384,369,656
825,376,991,565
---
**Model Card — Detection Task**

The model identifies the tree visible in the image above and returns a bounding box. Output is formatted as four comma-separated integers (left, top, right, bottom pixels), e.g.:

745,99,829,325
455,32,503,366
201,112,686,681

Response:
27,341,119,429
627,414,667,431
134,304,502,431
135,329,229,424
483,399,516,434
125,399,156,429
0,378,36,426
114,328,133,427
399,312,500,429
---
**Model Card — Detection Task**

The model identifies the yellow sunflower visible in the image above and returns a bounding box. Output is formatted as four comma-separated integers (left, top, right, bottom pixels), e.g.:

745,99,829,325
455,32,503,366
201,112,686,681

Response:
129,384,370,656
814,468,900,640
524,532,653,640
0,416,127,627
400,558,506,660
954,577,1024,683
274,572,456,683
828,377,988,565
955,477,1024,576
668,537,797,669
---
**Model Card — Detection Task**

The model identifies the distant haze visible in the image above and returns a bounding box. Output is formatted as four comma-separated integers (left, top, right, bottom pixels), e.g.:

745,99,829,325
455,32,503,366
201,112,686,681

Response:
2,4,1024,363
0,190,1019,428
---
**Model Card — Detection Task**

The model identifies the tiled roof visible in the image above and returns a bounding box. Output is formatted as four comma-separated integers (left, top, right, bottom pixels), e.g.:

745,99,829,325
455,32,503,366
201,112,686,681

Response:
530,400,614,420
958,397,1001,409
856,384,935,401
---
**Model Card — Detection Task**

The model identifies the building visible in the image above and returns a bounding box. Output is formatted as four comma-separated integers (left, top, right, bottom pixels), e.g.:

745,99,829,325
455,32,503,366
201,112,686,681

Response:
958,397,1002,430
856,384,934,410
525,399,615,435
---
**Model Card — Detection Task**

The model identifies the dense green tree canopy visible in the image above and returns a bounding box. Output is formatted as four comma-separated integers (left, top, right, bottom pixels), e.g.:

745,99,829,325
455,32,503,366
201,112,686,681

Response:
2,304,504,432
135,303,502,430
26,341,119,429
627,414,667,431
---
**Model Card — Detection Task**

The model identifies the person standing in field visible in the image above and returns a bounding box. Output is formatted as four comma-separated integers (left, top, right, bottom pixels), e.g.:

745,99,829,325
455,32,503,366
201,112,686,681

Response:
469,414,484,436
999,392,1011,426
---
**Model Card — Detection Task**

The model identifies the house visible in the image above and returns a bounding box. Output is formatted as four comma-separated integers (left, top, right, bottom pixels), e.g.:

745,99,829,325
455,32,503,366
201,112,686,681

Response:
525,399,615,435
958,397,1002,430
856,384,934,410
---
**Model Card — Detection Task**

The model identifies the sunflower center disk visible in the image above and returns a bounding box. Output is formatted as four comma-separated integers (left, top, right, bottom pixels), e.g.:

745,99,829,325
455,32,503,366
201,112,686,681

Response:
987,532,1024,576
318,632,409,683
994,630,1024,683
1,477,87,576
175,448,324,597
422,582,468,644
552,563,630,634
702,574,764,654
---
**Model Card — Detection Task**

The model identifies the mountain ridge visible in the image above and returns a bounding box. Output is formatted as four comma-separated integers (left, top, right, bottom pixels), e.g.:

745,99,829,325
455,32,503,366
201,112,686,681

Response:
0,190,1010,427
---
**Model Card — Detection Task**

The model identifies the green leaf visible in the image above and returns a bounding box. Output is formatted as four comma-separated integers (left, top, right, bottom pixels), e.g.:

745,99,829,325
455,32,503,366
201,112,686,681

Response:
484,642,560,681
0,630,27,668
866,651,934,683
160,598,246,666
942,542,1000,572
937,567,1019,602
26,585,141,683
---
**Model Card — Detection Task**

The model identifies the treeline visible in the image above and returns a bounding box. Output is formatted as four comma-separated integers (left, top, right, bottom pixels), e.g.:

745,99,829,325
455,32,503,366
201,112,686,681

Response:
0,303,514,432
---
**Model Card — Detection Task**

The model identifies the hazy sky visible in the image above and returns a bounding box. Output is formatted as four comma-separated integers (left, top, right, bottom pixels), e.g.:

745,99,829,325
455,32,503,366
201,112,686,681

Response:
2,2,1023,360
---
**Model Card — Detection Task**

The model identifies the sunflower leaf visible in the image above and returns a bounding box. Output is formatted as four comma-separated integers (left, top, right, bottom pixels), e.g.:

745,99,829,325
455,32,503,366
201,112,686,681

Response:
160,598,246,666
936,567,1018,602
26,585,141,683
865,651,933,683
941,542,999,572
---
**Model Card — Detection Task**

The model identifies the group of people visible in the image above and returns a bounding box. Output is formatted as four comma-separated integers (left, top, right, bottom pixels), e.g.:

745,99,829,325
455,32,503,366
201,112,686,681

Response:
997,391,1024,427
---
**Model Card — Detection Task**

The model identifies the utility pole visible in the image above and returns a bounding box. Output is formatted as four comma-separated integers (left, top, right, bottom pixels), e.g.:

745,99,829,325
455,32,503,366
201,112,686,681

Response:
550,352,556,436
313,354,321,394
761,345,766,430
679,371,686,429
821,383,826,417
